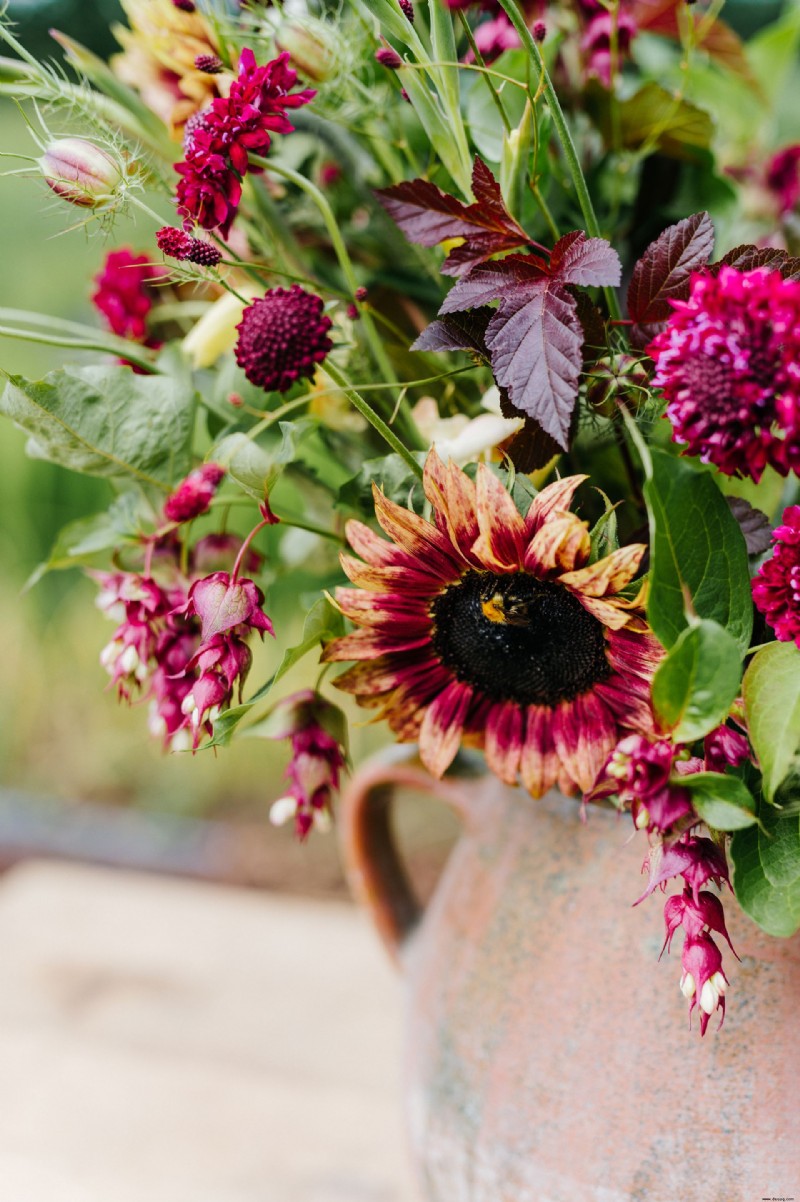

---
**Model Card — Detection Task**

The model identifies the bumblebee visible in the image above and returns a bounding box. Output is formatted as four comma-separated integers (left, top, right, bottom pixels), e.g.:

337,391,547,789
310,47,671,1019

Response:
479,577,544,627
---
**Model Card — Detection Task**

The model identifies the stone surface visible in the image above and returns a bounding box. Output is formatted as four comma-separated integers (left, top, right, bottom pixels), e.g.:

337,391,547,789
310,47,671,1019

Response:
0,860,419,1202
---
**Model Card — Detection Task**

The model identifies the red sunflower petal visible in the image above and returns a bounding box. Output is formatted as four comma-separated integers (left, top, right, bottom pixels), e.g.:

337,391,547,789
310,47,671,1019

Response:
335,587,432,631
485,700,524,785
524,474,588,537
373,487,462,578
552,692,617,794
472,465,527,572
520,705,560,798
340,555,445,594
606,626,664,680
524,512,591,575
418,679,474,777
558,543,646,598
322,628,432,662
333,654,446,697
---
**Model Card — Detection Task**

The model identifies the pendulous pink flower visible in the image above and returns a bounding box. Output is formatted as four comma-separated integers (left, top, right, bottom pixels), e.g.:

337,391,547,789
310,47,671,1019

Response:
751,505,800,647
649,267,800,481
636,835,731,906
265,691,347,839
235,285,333,393
163,463,225,524
680,932,729,1035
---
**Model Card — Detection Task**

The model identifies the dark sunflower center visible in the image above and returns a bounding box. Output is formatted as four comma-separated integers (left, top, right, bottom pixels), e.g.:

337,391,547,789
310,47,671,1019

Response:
430,570,611,707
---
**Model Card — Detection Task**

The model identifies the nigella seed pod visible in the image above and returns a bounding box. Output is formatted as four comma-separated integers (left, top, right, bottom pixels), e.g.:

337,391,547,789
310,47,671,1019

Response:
275,19,339,83
39,137,125,209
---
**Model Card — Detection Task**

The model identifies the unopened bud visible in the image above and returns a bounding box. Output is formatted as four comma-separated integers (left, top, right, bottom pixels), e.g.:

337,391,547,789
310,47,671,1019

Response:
276,19,338,82
39,137,125,209
533,21,546,42
376,46,403,69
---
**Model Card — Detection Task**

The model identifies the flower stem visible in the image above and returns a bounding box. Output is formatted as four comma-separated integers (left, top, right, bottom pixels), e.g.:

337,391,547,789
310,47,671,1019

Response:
495,0,622,321
323,361,424,481
232,517,271,584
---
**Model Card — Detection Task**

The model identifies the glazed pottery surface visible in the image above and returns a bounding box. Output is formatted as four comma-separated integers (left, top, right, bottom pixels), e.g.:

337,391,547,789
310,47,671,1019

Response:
340,751,800,1202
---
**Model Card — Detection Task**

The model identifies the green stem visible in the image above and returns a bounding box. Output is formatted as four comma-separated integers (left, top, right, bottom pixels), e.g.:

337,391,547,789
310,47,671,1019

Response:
495,0,622,321
0,323,156,372
323,361,424,481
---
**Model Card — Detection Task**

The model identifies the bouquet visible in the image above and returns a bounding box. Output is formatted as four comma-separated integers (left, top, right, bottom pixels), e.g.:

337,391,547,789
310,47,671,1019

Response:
1,0,799,1039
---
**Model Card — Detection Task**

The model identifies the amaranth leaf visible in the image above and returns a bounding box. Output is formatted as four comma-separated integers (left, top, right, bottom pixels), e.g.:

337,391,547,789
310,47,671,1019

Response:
438,234,621,448
375,157,530,278
627,212,715,324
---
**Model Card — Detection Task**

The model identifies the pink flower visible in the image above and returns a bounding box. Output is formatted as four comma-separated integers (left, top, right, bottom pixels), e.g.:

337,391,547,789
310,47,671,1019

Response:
703,723,752,774
156,225,222,266
181,571,274,643
92,248,163,341
635,835,731,906
591,734,694,834
581,10,637,87
661,889,737,959
766,144,800,215
464,14,520,63
680,933,728,1035
649,267,800,481
752,505,800,647
265,691,347,839
163,463,225,524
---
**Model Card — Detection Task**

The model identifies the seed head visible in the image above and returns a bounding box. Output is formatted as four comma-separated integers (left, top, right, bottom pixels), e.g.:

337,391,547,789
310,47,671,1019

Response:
39,137,125,209
235,285,333,393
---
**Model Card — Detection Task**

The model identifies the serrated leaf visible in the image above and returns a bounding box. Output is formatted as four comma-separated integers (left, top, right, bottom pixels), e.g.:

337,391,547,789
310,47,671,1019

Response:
652,619,742,743
714,244,800,281
0,365,194,490
731,801,800,936
411,308,493,357
643,450,753,653
627,212,715,323
725,496,773,556
683,772,757,832
743,642,800,802
376,157,529,277
549,230,623,287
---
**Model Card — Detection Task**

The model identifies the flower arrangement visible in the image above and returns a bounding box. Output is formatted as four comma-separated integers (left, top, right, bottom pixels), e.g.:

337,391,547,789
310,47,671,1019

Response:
1,0,799,1039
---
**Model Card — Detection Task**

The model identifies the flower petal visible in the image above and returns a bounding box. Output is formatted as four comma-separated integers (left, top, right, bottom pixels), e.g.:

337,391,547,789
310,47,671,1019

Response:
485,700,524,785
520,705,560,798
340,555,445,594
558,543,646,597
333,655,449,698
552,692,617,794
524,512,591,575
335,587,431,632
372,487,462,578
322,628,432,662
606,626,664,681
572,593,633,630
418,679,474,777
424,451,481,565
471,464,527,571
525,474,587,537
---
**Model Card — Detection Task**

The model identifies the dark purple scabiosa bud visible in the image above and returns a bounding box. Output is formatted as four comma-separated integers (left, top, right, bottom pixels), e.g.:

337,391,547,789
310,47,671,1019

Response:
263,690,348,839
172,0,196,11
649,268,800,481
163,463,225,524
354,285,368,302
195,54,224,74
39,137,125,209
680,932,728,1035
399,0,415,20
533,21,546,41
157,226,223,267
235,285,333,393
375,46,403,69
752,505,800,647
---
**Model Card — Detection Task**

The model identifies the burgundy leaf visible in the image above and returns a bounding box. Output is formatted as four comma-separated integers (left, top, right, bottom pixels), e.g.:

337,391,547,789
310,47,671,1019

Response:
572,290,608,367
714,243,800,281
499,394,564,472
376,158,530,277
438,255,549,315
627,212,715,323
550,231,622,287
411,308,493,357
725,496,773,556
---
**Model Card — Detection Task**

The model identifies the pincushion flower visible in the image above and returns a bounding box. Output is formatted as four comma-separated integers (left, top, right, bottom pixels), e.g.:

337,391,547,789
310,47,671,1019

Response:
324,452,662,795
649,267,800,481
751,505,800,647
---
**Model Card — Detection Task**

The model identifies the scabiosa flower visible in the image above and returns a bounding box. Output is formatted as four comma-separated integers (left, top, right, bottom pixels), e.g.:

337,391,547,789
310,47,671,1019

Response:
235,285,333,393
163,463,225,524
324,452,663,795
156,225,222,266
194,53,223,74
265,691,347,839
752,505,800,646
649,267,800,481
92,248,163,341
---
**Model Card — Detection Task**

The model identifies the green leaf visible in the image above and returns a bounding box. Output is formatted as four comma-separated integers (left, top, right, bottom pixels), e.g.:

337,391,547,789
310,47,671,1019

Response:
617,83,713,161
0,365,194,490
682,771,757,831
643,450,753,654
24,492,145,588
731,799,800,936
743,642,800,802
651,619,743,742
213,420,318,503
338,453,426,512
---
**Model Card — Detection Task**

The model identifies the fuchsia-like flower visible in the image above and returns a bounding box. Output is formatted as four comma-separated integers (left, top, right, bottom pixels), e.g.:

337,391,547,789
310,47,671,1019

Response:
94,571,184,700
596,733,693,834
680,933,729,1036
581,10,637,87
163,463,225,524
751,505,800,647
235,285,333,393
649,267,800,481
175,48,314,235
92,248,164,341
265,691,347,839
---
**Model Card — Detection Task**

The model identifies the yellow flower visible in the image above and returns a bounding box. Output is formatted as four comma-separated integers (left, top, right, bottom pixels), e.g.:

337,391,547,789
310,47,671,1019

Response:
111,0,225,137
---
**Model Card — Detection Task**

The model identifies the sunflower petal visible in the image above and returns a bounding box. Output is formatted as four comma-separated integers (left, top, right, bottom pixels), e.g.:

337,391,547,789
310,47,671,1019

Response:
520,706,560,798
572,593,633,630
525,474,588,537
335,587,432,632
524,512,591,575
558,543,646,597
340,555,444,594
594,677,654,732
372,487,462,577
344,519,401,569
322,628,431,662
418,679,474,777
472,464,526,571
552,692,617,794
606,626,664,680
485,700,524,785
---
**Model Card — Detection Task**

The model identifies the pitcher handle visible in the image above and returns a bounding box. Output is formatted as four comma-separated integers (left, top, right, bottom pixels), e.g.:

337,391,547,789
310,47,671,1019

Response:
338,748,476,967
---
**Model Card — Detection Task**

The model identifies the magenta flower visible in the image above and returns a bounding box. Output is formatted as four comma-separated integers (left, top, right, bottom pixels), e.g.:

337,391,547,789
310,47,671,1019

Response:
265,690,347,839
752,505,800,647
94,572,180,699
591,734,694,834
680,933,729,1035
235,285,333,393
649,267,800,481
465,15,520,63
766,144,800,215
156,225,222,266
92,248,163,342
163,463,225,524
182,571,274,643
703,723,752,774
581,10,637,87
375,46,403,69
636,835,731,906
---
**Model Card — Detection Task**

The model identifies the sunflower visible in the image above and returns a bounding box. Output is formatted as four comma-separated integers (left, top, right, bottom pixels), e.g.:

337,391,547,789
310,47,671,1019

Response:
323,451,663,796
